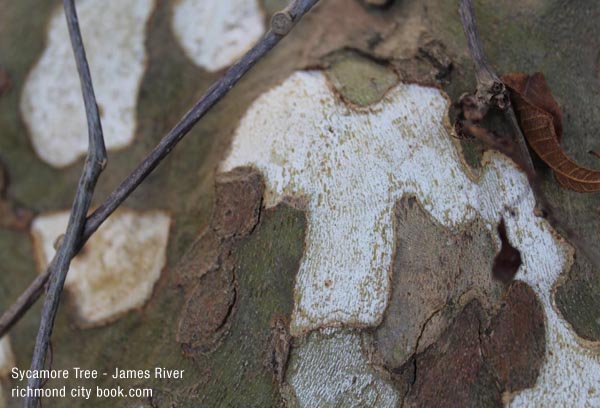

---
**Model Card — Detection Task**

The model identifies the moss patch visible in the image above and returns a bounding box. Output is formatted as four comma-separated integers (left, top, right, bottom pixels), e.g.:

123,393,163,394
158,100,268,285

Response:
323,49,398,107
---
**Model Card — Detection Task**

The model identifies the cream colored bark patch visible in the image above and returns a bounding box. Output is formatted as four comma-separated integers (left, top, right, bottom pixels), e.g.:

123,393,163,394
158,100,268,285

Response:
31,209,170,326
222,71,600,406
171,0,265,72
21,0,155,168
0,337,15,379
0,336,14,408
287,329,399,407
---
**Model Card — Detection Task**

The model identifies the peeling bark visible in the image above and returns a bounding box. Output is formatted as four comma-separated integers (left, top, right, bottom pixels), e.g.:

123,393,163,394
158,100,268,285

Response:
373,196,502,369
211,167,264,240
1,0,599,407
399,282,545,407
177,167,264,355
177,262,237,354
403,301,502,408
482,281,546,394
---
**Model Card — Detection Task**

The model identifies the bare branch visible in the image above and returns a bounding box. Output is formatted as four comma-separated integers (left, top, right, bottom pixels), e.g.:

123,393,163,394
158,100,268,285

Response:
458,0,600,269
83,0,319,240
24,1,107,406
0,0,319,338
0,273,48,337
458,0,499,89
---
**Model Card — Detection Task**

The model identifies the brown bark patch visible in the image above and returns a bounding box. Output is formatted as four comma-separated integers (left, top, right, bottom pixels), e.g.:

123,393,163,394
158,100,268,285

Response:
211,166,264,239
482,281,546,393
176,167,266,356
171,166,307,405
176,227,225,286
171,202,306,406
177,258,237,355
264,316,291,385
414,39,453,83
402,283,545,407
403,301,502,408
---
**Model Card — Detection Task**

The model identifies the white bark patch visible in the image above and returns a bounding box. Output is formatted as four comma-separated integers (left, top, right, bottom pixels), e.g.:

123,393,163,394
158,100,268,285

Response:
0,336,14,407
287,329,399,407
0,337,15,379
21,0,155,168
222,71,600,406
171,0,265,72
31,209,170,326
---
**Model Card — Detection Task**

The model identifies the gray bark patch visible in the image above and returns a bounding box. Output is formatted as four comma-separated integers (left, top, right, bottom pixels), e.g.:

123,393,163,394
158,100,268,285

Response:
373,196,503,368
372,198,546,406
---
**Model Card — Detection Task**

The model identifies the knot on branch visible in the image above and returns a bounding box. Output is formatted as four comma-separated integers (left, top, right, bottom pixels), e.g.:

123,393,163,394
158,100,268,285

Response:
271,11,293,35
477,80,509,111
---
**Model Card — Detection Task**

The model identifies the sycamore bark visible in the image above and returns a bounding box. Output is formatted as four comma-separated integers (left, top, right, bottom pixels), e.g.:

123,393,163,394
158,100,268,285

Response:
0,0,598,407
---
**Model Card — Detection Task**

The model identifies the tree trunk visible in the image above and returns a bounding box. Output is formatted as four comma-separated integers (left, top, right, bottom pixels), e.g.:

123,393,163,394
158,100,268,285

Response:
0,0,599,407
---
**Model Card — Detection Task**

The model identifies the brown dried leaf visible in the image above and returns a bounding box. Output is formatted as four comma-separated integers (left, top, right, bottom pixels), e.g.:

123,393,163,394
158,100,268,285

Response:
502,72,600,192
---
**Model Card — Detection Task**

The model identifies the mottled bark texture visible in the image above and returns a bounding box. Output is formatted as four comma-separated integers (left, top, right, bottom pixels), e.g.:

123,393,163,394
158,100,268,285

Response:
0,0,599,407
395,282,545,408
372,199,545,406
177,167,264,355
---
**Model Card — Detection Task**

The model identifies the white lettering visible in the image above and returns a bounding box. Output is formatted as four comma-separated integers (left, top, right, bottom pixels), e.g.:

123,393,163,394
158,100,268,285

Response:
154,367,184,379
73,367,97,379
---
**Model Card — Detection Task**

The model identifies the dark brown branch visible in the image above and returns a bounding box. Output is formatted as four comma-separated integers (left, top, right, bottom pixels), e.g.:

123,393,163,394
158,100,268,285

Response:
24,1,107,406
458,0,600,268
0,0,319,338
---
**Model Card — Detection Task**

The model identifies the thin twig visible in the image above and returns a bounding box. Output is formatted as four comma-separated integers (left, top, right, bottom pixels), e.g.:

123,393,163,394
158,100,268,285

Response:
458,0,534,176
0,0,319,336
24,1,107,407
83,0,318,239
457,0,499,94
458,0,600,268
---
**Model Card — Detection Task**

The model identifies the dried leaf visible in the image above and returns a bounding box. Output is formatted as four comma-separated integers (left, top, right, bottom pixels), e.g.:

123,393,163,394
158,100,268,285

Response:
492,218,522,284
502,72,600,192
